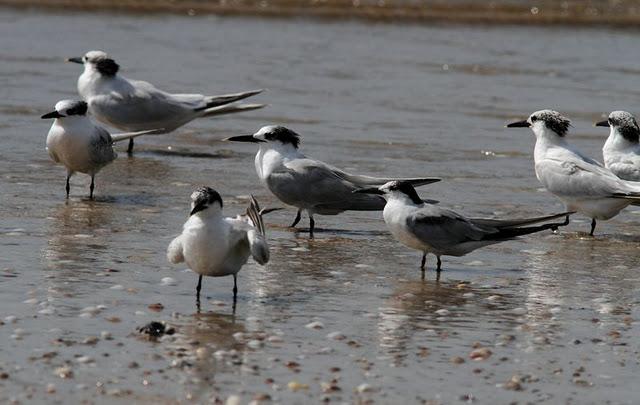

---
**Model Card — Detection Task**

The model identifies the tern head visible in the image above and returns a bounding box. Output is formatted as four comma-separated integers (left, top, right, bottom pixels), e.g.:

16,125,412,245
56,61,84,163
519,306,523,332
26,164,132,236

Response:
189,187,223,216
67,50,120,77
595,111,640,143
507,110,571,137
225,126,301,149
355,180,435,205
41,100,88,120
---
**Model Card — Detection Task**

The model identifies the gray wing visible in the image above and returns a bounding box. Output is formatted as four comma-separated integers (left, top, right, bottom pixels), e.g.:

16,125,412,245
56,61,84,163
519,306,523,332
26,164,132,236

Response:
89,125,116,166
266,159,385,213
88,78,196,131
336,171,440,187
407,207,496,251
471,212,571,229
536,156,640,197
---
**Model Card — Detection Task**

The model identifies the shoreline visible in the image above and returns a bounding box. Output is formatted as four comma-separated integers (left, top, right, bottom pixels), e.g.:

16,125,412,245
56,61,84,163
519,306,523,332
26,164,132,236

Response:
3,0,640,27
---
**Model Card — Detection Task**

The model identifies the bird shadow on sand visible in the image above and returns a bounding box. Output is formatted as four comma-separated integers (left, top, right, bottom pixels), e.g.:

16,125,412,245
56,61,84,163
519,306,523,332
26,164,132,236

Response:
72,193,157,206
268,224,389,238
130,148,239,160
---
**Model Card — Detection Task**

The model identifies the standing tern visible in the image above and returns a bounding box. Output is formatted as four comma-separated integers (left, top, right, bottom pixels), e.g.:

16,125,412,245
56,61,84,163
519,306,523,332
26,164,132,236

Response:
67,50,265,153
42,100,158,199
595,111,640,181
225,125,441,237
356,181,572,277
167,188,270,306
507,109,640,235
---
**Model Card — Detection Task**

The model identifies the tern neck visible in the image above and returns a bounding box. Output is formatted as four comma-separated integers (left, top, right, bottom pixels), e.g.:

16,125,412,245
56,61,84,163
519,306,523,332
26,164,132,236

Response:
533,126,572,160
255,143,304,180
386,193,424,208
604,128,638,153
78,65,114,97
54,115,92,130
191,206,223,221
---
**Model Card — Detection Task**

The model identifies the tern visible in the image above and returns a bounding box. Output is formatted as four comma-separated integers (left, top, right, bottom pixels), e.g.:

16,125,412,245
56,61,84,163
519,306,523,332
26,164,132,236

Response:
508,109,640,235
68,50,265,153
167,188,270,305
356,181,572,277
595,111,640,181
42,100,158,199
225,125,441,237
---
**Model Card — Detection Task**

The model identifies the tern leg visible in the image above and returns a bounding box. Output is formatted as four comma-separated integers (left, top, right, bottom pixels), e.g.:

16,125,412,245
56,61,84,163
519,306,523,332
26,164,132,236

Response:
420,252,426,279
89,175,95,199
589,218,596,236
290,209,302,228
436,256,442,273
65,174,71,198
232,274,238,301
196,275,202,302
127,138,134,154
309,215,315,238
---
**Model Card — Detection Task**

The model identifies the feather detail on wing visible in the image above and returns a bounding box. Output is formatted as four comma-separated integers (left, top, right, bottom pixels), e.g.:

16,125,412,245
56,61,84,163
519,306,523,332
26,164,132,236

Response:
471,211,573,229
89,126,117,166
407,207,572,251
536,157,640,198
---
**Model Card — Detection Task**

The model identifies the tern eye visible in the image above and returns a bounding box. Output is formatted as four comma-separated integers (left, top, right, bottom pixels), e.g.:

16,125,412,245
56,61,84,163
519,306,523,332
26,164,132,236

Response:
531,116,538,122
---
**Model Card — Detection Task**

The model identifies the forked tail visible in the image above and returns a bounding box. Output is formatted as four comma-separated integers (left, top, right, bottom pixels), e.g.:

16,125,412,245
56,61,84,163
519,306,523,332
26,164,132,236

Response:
195,89,264,111
202,103,266,117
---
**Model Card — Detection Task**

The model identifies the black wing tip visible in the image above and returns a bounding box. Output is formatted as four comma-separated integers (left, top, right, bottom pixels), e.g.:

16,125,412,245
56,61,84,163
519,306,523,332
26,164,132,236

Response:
247,195,266,235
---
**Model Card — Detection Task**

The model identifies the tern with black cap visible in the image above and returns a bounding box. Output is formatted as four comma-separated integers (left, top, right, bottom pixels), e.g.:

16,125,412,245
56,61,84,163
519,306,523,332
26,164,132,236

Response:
42,99,159,198
167,188,271,307
356,181,572,278
595,111,640,181
68,50,265,153
225,125,441,237
507,109,640,235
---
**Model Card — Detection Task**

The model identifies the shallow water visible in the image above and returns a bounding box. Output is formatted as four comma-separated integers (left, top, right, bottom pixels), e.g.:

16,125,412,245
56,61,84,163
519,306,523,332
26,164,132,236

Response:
1,7,640,404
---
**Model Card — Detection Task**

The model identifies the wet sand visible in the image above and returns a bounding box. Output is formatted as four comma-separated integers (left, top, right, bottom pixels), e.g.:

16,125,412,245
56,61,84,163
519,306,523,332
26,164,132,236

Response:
1,7,640,404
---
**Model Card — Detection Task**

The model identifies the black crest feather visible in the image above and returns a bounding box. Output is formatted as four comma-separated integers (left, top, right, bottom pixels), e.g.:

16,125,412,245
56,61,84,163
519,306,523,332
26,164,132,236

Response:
532,110,571,137
388,181,423,205
96,58,119,76
190,186,223,215
264,126,301,149
609,112,640,143
66,101,88,116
